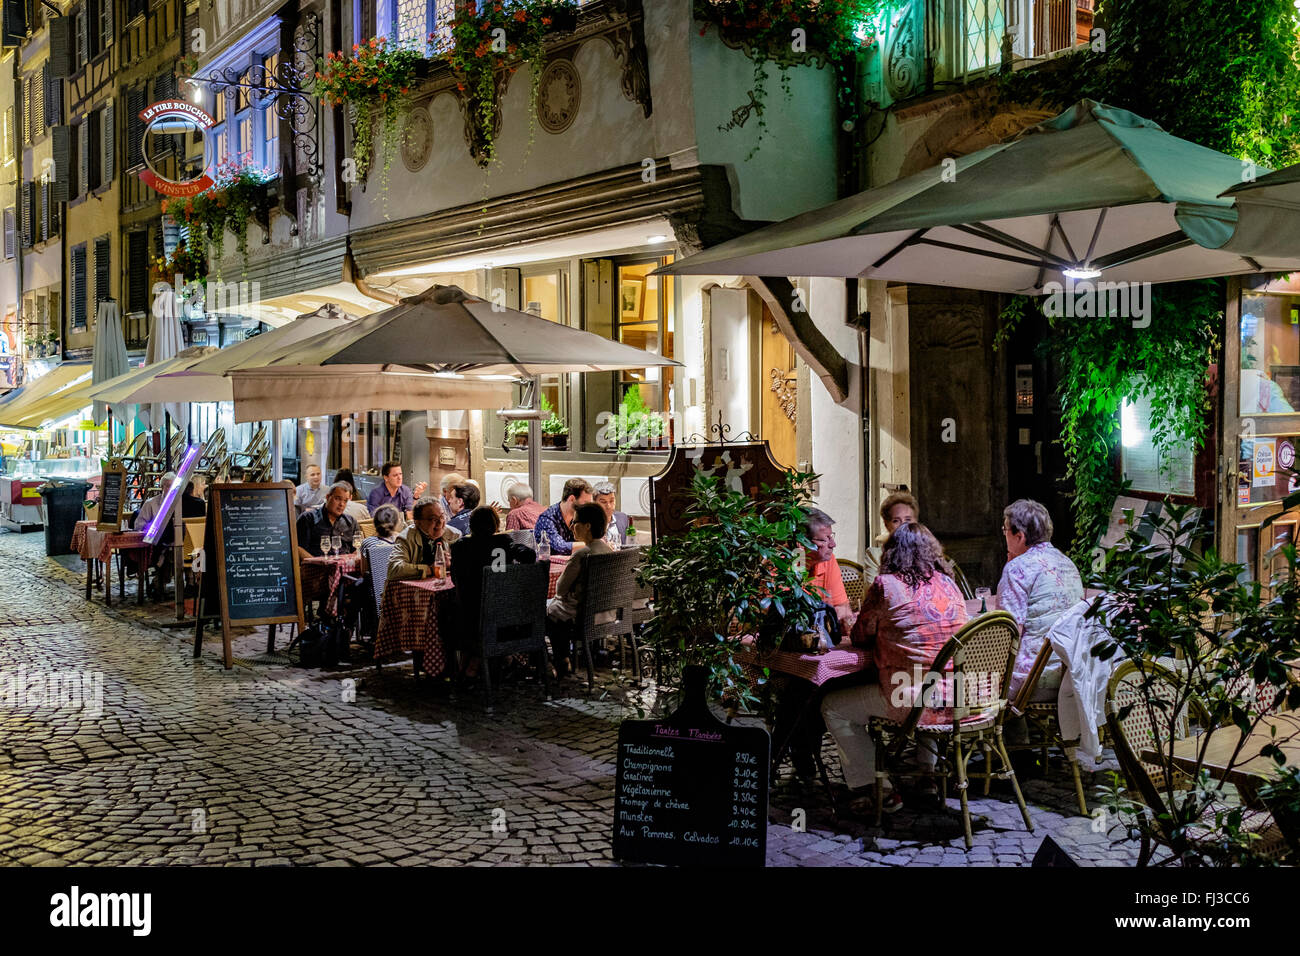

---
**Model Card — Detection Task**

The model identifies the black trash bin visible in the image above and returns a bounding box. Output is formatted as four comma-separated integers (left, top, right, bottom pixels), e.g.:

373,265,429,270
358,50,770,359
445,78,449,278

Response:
39,479,92,557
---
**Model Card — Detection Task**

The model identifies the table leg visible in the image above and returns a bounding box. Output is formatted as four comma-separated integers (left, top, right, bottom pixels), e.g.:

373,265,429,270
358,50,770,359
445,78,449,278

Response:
267,624,276,654
136,554,145,605
85,559,92,600
105,554,113,608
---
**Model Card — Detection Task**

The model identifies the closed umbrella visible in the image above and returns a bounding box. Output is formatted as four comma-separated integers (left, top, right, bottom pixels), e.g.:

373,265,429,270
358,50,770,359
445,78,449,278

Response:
141,287,189,433
658,100,1300,292
91,300,128,427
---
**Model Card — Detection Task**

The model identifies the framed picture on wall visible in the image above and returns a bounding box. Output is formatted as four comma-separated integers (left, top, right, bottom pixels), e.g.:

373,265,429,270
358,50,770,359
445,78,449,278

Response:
620,276,644,320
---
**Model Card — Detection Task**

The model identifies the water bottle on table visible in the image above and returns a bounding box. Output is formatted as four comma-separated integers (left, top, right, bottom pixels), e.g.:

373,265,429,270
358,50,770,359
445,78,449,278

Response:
537,532,551,561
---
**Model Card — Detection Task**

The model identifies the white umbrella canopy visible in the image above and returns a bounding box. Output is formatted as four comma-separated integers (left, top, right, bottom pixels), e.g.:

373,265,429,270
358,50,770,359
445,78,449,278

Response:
659,100,1300,292
141,288,189,432
91,300,128,426
126,303,357,405
88,347,221,409
270,284,680,375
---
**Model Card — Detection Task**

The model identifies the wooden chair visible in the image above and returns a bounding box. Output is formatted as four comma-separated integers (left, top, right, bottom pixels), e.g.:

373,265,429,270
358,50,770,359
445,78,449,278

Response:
182,518,206,567
1105,660,1287,865
567,549,643,691
836,558,866,613
476,562,551,708
1005,640,1089,815
867,611,1034,848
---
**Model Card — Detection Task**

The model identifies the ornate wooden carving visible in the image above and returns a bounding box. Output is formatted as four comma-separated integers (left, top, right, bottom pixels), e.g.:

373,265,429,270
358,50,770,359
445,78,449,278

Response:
883,1,921,101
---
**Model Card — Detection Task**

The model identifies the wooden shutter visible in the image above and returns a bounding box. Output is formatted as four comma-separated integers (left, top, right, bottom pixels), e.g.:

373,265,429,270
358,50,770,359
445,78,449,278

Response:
3,207,13,259
100,0,112,50
39,181,47,241
78,3,90,66
20,76,29,145
49,15,72,76
153,70,174,101
32,67,43,137
102,100,114,184
94,236,111,305
126,85,143,166
50,125,71,202
19,180,32,247
127,230,147,313
2,108,11,163
71,245,86,327
44,61,61,127
2,0,28,46
78,118,88,195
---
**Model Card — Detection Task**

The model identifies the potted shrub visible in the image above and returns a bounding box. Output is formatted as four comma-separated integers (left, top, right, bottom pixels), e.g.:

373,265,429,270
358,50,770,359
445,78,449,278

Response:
602,386,668,454
637,468,823,710
504,418,529,447
160,160,275,274
1092,503,1300,865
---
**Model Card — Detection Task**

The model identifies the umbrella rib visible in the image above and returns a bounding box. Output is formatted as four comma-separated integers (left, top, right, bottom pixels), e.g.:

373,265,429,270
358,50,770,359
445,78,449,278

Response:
1048,215,1080,265
870,228,929,270
1090,231,1193,271
1082,208,1107,265
951,223,1072,268
910,236,1052,270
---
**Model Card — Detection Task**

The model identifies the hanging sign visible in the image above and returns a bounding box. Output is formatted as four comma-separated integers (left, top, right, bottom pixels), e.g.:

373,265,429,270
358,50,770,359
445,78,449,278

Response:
137,100,215,198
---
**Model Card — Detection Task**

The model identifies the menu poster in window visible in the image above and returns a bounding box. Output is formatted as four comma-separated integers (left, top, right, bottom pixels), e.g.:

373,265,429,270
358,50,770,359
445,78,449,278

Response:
96,461,128,533
1120,393,1196,497
612,668,769,867
209,482,304,670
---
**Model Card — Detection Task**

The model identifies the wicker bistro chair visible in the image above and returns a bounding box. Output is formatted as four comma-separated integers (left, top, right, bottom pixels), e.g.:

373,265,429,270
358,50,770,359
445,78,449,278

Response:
867,611,1035,848
476,562,551,707
566,549,643,691
1005,640,1089,815
506,529,537,551
836,558,867,613
948,561,977,601
1105,660,1288,866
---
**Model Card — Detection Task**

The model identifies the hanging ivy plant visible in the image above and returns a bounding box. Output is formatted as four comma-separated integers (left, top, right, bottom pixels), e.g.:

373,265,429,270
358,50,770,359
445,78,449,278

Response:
314,37,420,201
435,0,579,166
160,160,275,277
694,0,881,158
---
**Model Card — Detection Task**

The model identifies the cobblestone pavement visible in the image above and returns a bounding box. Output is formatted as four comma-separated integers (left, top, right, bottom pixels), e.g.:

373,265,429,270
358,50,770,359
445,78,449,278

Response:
0,528,1141,866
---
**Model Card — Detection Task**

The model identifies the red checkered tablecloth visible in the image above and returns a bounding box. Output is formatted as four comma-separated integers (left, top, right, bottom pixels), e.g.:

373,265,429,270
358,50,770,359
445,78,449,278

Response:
300,553,362,617
85,527,149,563
373,563,564,674
739,636,872,687
71,520,96,559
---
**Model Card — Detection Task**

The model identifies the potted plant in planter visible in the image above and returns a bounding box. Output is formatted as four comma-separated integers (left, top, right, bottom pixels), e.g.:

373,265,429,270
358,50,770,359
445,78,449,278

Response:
637,468,823,711
602,386,667,454
504,417,529,448
539,393,568,449
160,160,275,275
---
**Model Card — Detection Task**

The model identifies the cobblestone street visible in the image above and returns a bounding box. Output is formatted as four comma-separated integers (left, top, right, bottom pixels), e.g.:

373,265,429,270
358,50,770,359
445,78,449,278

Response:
0,529,1141,866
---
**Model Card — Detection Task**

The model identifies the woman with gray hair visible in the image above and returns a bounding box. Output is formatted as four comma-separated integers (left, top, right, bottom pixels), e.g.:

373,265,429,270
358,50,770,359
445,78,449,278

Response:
998,499,1083,702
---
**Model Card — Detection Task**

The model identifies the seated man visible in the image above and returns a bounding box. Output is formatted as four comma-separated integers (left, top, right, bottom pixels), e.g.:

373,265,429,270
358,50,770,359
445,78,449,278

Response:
803,507,853,636
592,481,630,547
533,478,593,555
295,483,360,559
545,503,614,677
446,482,481,536
450,506,537,645
367,460,428,521
503,482,544,531
387,496,462,582
133,471,178,532
294,464,327,514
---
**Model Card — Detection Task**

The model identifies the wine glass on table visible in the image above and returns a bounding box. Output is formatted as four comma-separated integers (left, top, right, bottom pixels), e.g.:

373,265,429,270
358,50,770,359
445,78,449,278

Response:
331,534,343,559
321,534,333,559
975,587,992,614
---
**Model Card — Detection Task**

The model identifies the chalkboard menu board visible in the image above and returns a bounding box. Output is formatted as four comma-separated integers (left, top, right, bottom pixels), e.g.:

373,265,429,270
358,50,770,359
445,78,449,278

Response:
97,461,128,533
207,482,304,669
613,668,769,867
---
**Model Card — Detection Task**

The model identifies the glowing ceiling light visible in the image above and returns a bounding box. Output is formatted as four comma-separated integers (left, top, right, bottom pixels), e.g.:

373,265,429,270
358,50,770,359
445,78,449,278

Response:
1062,267,1102,280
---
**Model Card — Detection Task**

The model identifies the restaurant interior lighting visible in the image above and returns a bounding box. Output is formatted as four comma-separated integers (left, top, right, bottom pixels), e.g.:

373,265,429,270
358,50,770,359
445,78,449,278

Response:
1120,399,1142,449
645,234,669,243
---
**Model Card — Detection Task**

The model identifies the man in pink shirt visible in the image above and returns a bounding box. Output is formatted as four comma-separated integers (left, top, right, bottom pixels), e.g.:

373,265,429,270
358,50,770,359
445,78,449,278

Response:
504,482,544,531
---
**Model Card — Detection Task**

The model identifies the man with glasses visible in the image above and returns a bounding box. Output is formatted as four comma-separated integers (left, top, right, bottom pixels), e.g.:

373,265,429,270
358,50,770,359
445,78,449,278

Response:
387,496,463,582
295,483,359,560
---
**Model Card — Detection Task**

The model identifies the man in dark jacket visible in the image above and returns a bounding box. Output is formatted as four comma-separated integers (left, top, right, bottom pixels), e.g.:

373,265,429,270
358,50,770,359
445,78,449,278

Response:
450,505,536,645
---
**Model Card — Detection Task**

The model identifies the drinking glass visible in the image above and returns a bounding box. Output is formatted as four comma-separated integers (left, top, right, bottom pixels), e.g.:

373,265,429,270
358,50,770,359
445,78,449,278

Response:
331,534,343,557
975,587,992,614
321,536,333,558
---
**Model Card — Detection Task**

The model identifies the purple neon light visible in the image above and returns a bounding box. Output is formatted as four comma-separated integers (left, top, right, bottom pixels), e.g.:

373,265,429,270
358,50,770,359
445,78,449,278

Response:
143,443,202,544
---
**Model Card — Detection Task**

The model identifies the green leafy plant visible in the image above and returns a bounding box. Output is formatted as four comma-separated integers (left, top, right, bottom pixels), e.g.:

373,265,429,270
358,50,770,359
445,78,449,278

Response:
505,393,567,441
637,469,823,711
160,159,275,274
694,0,880,158
435,0,579,166
1090,504,1300,865
314,37,420,197
601,386,667,453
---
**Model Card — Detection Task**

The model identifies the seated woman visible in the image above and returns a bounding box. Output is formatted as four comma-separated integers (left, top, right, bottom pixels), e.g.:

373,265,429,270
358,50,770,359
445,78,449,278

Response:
450,505,537,643
820,522,969,815
334,468,378,524
862,491,919,587
999,498,1083,703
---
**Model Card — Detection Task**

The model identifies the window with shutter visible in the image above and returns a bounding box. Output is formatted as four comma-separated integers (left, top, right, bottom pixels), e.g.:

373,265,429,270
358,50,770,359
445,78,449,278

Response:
153,71,174,102
2,0,28,46
78,119,88,196
126,0,144,20
71,245,87,328
88,108,102,192
32,72,44,140
3,208,14,259
126,86,143,167
100,0,112,51
45,64,62,128
19,181,32,248
94,236,111,306
21,77,30,146
39,182,48,242
50,16,73,77
100,102,114,185
127,231,148,314
77,5,90,67
2,109,11,165
50,126,71,202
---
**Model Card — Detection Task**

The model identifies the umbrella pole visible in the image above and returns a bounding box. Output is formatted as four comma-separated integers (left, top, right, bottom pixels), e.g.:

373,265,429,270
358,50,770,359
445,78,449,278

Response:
272,418,282,481
528,375,542,507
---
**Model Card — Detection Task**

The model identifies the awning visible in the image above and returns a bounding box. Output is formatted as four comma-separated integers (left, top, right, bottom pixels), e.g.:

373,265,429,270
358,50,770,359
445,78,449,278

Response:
0,363,93,427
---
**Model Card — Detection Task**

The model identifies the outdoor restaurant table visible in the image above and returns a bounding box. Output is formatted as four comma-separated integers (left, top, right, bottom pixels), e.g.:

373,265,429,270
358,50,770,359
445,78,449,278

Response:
300,552,362,618
373,557,566,676
71,519,95,559
1141,711,1300,801
83,526,150,607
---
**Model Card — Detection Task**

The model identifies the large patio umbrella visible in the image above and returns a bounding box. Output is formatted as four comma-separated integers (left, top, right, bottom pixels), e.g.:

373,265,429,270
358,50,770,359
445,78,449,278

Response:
1178,162,1300,260
658,100,1300,292
91,300,128,427
0,363,91,427
141,288,189,434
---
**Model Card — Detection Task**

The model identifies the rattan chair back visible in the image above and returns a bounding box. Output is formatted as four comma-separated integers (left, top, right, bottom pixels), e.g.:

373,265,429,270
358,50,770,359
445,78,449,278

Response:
836,558,866,612
576,549,643,641
479,562,550,658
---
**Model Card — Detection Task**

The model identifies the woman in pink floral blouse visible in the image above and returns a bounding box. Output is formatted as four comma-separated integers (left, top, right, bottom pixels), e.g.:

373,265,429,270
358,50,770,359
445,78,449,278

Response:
820,522,969,815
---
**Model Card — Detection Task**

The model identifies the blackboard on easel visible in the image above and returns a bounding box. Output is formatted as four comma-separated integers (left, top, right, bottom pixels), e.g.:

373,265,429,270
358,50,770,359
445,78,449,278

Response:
194,482,303,669
96,460,128,533
612,667,769,867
